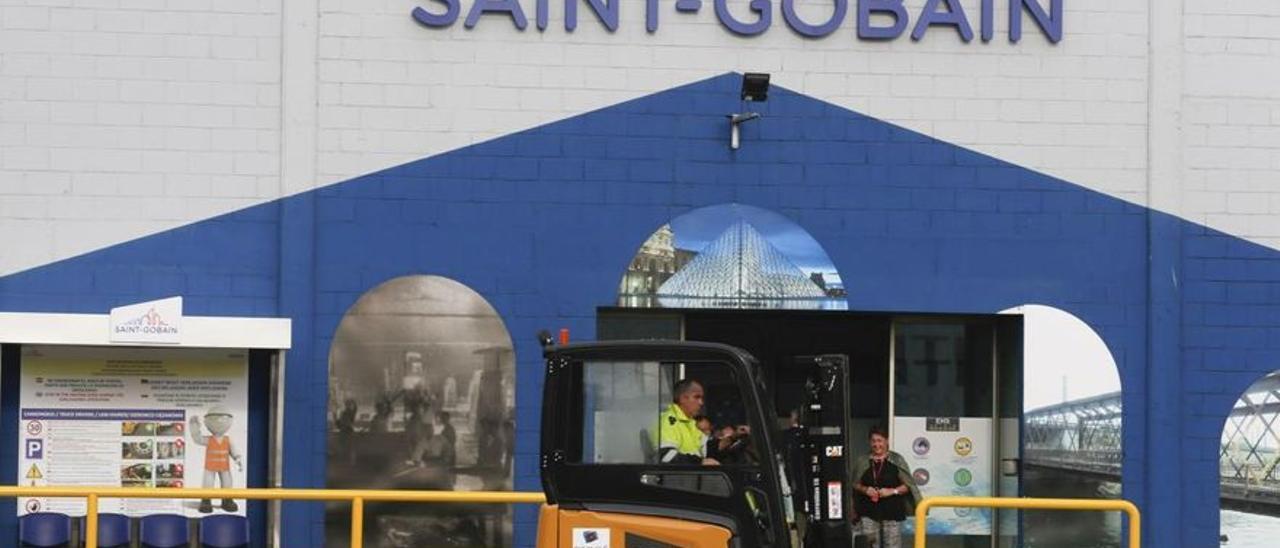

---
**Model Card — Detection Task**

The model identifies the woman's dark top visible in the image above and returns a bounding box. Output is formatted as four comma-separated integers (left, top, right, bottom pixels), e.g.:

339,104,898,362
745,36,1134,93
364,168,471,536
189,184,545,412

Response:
855,456,907,521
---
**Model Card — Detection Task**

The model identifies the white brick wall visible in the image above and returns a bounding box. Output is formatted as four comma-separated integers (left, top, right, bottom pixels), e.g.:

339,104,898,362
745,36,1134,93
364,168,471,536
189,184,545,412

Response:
1183,0,1280,246
2,0,1280,275
0,1,281,275
314,0,1149,209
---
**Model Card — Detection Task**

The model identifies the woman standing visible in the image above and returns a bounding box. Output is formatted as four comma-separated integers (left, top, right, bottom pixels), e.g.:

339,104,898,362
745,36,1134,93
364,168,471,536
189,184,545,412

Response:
852,426,920,548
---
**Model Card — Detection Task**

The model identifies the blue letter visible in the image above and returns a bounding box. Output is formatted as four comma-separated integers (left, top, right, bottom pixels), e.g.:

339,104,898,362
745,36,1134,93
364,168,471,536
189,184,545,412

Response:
537,0,549,30
857,0,906,40
980,0,993,41
782,0,847,38
911,0,973,41
464,0,529,30
1010,0,1062,43
647,0,660,32
411,0,461,27
715,0,772,36
566,0,620,32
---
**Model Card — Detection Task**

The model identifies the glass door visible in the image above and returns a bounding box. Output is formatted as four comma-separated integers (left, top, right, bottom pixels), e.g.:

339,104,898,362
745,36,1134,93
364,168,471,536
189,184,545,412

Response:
995,315,1023,548
889,319,997,548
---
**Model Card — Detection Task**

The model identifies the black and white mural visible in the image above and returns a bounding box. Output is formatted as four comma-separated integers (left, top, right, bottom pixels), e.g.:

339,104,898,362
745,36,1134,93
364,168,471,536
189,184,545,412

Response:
326,275,515,547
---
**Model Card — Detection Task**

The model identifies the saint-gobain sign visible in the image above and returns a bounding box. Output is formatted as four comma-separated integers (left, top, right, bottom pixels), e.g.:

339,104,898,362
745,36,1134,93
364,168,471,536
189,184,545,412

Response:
109,296,183,344
412,0,1063,43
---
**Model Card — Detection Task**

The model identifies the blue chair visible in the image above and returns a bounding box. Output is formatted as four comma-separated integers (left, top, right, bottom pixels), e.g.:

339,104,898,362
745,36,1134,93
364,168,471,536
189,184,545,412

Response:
199,515,248,548
139,514,189,548
20,512,71,547
80,513,130,548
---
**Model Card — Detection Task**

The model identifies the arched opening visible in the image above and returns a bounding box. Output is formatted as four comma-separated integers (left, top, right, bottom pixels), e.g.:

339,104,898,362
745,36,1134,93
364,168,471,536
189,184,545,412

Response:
616,203,846,310
1003,304,1123,547
325,275,516,547
1220,371,1280,545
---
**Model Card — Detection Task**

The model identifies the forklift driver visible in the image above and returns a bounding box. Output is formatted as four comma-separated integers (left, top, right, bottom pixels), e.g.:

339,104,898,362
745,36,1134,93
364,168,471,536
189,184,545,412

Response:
656,379,721,465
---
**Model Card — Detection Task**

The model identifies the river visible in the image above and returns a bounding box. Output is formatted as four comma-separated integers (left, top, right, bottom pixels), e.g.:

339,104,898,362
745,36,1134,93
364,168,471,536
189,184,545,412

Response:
1019,468,1280,547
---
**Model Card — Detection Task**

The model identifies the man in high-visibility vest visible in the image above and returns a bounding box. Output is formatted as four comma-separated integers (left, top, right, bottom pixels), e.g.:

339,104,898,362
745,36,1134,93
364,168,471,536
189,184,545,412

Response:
190,406,243,513
656,379,720,465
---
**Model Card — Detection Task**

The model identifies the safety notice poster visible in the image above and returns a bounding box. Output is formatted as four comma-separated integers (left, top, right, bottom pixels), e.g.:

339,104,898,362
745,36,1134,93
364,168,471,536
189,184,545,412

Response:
17,345,248,517
892,416,993,535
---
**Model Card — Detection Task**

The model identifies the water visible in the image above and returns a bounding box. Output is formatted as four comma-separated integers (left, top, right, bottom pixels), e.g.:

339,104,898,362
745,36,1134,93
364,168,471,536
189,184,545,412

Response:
1220,510,1280,547
1022,507,1121,547
1022,468,1280,547
1018,468,1121,547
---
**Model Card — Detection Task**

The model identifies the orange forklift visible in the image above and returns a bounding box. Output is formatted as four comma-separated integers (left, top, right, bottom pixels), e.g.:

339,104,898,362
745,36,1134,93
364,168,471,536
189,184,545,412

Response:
536,340,855,548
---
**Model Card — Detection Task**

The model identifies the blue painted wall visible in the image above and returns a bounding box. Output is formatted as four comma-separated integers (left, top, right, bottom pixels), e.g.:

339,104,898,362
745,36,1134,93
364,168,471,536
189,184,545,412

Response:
1,73,1274,547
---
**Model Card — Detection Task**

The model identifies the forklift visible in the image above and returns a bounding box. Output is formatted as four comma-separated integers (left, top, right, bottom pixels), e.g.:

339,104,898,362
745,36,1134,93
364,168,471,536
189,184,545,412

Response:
536,340,857,548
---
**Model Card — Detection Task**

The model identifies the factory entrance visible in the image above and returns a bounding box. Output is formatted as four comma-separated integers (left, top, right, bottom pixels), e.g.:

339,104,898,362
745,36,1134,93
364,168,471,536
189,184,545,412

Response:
597,308,1023,548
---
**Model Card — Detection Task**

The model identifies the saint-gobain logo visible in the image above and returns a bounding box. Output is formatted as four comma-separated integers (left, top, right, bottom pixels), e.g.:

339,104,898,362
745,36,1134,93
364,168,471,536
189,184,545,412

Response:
114,307,178,335
571,527,609,548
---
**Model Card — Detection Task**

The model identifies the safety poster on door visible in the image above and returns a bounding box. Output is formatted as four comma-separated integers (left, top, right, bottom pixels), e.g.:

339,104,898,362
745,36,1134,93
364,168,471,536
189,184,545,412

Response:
893,416,993,535
17,345,248,517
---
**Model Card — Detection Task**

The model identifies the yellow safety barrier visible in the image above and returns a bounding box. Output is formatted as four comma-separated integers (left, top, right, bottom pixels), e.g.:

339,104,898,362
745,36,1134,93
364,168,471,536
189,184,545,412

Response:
0,486,545,548
913,496,1141,548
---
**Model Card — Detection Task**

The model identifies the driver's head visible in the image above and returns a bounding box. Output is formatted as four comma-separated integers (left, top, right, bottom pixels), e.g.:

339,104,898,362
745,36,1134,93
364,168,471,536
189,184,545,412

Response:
673,379,704,418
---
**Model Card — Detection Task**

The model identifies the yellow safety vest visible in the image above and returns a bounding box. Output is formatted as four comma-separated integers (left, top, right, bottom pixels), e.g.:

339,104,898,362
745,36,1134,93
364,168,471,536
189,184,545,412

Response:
655,403,705,462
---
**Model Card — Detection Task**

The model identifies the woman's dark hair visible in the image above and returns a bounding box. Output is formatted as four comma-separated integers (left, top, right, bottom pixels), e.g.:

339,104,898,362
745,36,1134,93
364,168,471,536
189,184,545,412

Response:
868,425,889,439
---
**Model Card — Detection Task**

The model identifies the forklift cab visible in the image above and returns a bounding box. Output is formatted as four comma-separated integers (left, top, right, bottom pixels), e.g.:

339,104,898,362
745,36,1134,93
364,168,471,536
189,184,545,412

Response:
538,341,854,548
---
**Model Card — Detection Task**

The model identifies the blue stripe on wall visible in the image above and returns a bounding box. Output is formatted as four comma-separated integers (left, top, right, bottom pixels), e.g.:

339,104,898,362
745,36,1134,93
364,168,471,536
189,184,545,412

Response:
1,73,1277,547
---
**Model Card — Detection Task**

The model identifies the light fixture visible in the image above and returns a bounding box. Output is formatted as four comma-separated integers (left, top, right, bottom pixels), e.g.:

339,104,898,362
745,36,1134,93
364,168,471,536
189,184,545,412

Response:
741,72,770,101
729,72,770,150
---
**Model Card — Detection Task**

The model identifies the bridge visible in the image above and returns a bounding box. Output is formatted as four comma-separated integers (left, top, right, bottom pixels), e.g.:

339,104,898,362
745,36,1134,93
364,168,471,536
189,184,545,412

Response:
1219,372,1280,514
1024,372,1280,515
1024,392,1123,482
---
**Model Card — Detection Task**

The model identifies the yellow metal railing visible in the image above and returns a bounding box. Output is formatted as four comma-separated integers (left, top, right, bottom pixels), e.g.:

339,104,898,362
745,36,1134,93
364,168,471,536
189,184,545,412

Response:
0,486,545,548
913,496,1141,548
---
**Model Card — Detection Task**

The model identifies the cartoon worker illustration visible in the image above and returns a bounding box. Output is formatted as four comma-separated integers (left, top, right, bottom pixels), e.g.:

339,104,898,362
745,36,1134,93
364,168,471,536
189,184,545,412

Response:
189,406,242,513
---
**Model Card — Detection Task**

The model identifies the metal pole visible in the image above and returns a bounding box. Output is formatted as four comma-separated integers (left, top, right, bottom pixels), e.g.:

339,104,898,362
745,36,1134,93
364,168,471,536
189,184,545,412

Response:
351,496,364,548
990,327,1000,548
85,493,99,548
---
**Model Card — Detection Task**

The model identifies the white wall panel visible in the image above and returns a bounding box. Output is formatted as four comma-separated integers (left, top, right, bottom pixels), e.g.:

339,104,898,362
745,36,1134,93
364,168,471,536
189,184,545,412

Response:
0,1,282,275
4,0,1280,275
313,0,1147,211
1184,0,1280,243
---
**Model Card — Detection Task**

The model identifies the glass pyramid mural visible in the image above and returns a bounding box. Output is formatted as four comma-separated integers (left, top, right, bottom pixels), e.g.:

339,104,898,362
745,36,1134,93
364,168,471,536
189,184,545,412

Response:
619,204,846,310
658,219,826,304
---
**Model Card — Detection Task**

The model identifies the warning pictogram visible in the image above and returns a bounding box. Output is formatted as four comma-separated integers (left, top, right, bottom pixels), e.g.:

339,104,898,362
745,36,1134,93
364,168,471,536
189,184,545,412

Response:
26,464,43,480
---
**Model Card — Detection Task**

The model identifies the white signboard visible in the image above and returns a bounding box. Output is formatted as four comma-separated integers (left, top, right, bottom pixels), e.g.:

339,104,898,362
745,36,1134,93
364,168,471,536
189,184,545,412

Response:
571,527,610,548
892,416,993,535
18,345,248,517
109,297,183,344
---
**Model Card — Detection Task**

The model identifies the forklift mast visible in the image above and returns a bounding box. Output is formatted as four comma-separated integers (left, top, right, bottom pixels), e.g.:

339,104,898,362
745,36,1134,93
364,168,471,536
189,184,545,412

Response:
790,354,854,547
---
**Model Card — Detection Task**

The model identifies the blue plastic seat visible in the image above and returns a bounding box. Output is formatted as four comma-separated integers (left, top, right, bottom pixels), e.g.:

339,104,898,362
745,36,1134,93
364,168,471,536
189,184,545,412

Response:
80,513,130,548
20,512,71,547
139,514,189,548
199,515,249,548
